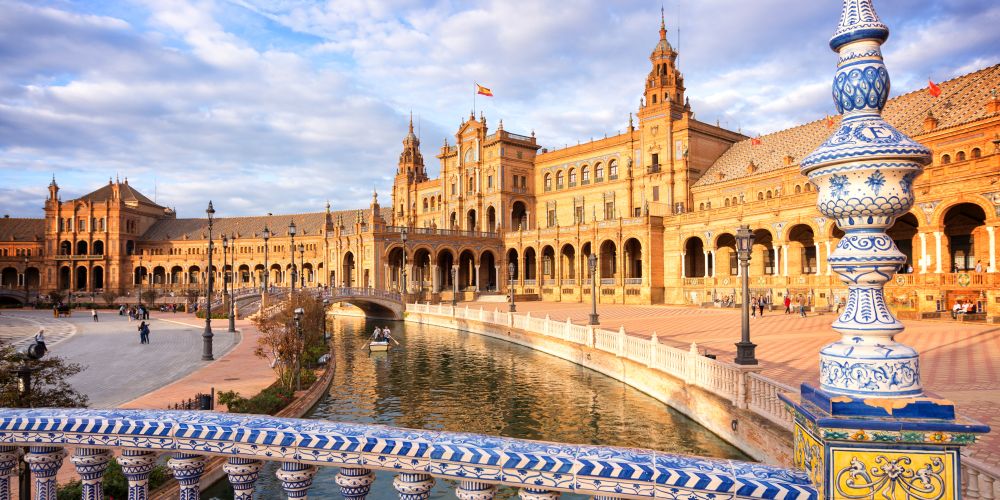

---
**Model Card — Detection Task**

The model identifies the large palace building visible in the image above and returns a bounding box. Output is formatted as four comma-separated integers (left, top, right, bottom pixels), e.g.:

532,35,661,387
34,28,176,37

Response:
2,20,999,322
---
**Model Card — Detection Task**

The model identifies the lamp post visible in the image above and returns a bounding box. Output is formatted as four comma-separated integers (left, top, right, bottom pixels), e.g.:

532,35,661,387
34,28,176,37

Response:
203,201,215,361
288,221,297,293
23,256,29,305
451,265,458,306
137,250,143,308
401,228,408,296
588,253,599,325
508,261,516,312
734,225,758,365
229,234,237,332
11,357,38,500
298,243,305,289
293,307,304,391
221,234,229,330
262,226,270,293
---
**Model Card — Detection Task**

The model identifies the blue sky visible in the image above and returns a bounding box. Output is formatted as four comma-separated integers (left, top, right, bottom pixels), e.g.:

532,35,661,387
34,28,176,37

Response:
1,0,998,218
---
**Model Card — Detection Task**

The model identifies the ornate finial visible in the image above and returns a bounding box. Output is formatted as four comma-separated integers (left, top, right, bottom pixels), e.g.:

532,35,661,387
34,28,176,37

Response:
801,0,931,399
629,113,634,130
325,200,331,213
660,6,666,40
408,111,414,133
498,119,503,130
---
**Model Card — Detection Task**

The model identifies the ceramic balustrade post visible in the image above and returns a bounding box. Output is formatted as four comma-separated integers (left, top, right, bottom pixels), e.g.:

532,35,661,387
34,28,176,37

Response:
70,448,113,500
167,453,207,500
335,467,376,500
686,342,699,385
24,447,65,500
565,317,573,342
648,331,658,368
456,480,497,500
276,462,318,499
392,472,435,500
118,449,158,500
544,315,550,335
616,326,626,357
586,325,595,348
517,487,560,500
223,457,263,500
0,446,18,500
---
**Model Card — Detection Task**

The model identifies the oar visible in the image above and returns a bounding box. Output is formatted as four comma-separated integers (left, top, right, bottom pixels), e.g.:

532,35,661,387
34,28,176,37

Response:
388,336,400,346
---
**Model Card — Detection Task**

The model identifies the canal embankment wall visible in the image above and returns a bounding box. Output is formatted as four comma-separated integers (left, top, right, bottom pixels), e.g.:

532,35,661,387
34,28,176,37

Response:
404,304,795,466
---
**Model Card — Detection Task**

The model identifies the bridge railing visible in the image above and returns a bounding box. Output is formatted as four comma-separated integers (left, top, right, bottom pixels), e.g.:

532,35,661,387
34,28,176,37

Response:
322,287,402,302
0,408,817,500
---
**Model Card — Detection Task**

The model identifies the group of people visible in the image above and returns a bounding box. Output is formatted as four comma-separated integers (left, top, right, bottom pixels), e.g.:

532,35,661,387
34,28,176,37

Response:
749,296,770,317
952,299,979,318
781,295,812,318
372,326,393,343
119,304,150,321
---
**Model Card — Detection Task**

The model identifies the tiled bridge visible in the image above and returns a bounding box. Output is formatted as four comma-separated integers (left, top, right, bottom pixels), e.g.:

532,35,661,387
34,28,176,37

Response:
0,408,816,500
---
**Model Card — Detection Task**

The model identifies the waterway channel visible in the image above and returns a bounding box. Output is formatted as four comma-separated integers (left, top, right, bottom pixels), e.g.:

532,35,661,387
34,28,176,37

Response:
205,315,747,499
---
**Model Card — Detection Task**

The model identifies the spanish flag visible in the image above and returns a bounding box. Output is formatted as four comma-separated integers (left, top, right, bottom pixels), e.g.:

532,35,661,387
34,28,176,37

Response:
476,83,493,97
750,137,762,146
928,79,942,98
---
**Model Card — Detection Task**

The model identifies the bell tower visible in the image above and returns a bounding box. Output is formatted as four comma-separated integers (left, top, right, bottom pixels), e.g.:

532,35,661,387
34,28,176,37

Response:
392,114,427,226
641,10,686,117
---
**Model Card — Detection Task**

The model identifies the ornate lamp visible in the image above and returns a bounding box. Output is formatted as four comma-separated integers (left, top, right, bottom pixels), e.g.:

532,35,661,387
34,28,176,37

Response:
734,225,756,365
588,253,599,325
203,201,215,361
288,221,297,293
262,226,270,292
507,261,516,312
781,2,988,498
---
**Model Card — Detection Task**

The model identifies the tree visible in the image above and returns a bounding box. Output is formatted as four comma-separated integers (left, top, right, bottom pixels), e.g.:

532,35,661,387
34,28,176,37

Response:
252,292,327,390
141,289,159,306
0,345,88,408
47,291,64,306
100,290,120,306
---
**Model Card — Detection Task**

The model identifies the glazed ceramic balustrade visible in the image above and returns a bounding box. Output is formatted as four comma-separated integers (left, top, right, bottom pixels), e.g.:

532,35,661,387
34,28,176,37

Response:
0,408,818,500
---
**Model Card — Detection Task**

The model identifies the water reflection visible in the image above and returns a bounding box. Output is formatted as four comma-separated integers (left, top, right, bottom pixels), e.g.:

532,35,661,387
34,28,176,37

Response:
205,315,747,499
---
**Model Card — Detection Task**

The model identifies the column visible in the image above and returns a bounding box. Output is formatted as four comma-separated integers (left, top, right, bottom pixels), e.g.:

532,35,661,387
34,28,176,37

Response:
703,251,709,278
473,261,480,291
335,467,376,500
25,446,66,500
814,243,821,276
276,462,318,499
987,226,997,272
518,487,561,500
118,449,158,500
680,252,686,278
774,246,782,277
710,250,716,277
934,230,943,273
392,472,435,500
224,457,263,500
456,480,497,500
70,448,113,500
918,232,928,273
431,264,439,292
0,446,18,500
495,265,501,292
782,244,789,276
168,453,207,500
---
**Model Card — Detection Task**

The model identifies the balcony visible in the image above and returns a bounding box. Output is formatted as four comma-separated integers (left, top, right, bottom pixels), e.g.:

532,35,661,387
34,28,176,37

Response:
646,164,661,174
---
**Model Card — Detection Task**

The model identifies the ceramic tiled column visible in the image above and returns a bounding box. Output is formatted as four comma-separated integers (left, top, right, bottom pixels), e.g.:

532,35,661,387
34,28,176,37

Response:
456,480,497,500
167,453,207,500
70,448,113,500
276,461,318,499
24,447,65,500
336,467,376,500
392,473,434,500
0,446,19,500
780,1,990,499
223,457,263,500
118,449,158,500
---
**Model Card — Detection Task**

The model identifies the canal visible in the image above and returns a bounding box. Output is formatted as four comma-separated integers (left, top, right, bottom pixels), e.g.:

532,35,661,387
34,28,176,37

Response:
205,316,748,499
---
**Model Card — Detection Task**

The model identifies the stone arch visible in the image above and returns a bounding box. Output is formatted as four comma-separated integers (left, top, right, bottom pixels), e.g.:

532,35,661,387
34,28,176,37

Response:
786,224,816,274
467,209,477,232
59,266,71,290
387,247,405,291
188,265,201,285
60,240,71,255
269,263,282,287
887,213,919,273
511,201,528,231
479,250,497,291
715,233,737,277
560,244,576,280
93,240,105,255
0,267,16,288
941,202,988,272
436,248,456,289
486,206,497,232
624,238,642,279
544,173,552,191
412,247,432,290
25,267,40,290
92,266,104,290
76,240,88,256
599,240,617,279
506,248,519,280
152,266,166,286
75,266,88,290
343,252,356,287
581,242,594,278
752,228,776,275
238,264,250,286
523,247,537,281
541,245,556,282
684,236,706,277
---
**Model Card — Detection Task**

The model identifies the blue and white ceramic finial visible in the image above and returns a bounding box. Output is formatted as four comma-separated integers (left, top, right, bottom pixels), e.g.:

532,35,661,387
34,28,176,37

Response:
801,0,931,398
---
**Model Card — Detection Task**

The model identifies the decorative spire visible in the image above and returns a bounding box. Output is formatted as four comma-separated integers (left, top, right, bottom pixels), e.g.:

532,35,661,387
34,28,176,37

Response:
660,6,666,41
801,0,931,399
408,111,414,134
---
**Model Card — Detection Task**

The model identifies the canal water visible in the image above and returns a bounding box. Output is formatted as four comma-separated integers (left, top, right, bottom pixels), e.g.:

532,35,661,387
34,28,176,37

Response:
205,316,747,499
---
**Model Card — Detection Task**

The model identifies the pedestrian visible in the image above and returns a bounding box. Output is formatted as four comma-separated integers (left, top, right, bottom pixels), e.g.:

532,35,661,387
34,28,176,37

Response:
119,304,125,316
142,322,151,344
91,308,98,322
784,295,791,314
750,297,757,317
975,260,983,273
835,297,845,315
138,321,148,344
798,295,807,317
758,297,765,317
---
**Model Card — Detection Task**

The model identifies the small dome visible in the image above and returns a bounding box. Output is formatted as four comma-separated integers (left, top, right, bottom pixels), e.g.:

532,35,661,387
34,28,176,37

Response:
651,38,674,56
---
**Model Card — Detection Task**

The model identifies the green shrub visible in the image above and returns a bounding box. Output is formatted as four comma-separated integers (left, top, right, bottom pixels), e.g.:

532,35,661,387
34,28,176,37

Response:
218,383,295,415
58,459,169,500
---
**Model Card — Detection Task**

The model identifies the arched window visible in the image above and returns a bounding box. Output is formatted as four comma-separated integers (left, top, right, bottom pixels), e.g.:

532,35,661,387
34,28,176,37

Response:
652,94,657,104
699,203,705,210
957,151,966,161
766,190,773,199
972,148,981,159
544,173,552,192
724,198,730,207
582,166,590,183
556,171,564,189
609,160,618,179
468,177,474,192
794,185,802,194
732,197,738,205
568,168,577,186
423,199,428,211
805,183,812,192
941,154,951,164
595,163,605,181
758,192,764,201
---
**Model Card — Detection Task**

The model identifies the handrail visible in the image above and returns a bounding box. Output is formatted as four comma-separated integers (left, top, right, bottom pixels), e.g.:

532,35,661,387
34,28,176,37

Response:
0,408,817,500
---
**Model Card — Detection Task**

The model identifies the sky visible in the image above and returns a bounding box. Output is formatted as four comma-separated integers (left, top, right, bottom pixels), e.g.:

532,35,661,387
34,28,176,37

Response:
1,0,998,219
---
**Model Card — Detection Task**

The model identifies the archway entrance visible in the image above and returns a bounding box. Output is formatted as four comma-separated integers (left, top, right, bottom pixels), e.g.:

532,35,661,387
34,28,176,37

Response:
486,206,497,233
511,201,527,231
75,266,88,290
92,266,104,290
887,213,918,273
343,252,356,287
943,203,987,272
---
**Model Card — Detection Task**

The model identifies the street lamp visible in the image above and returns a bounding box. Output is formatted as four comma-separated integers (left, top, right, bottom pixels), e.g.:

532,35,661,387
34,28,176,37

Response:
401,229,408,296
221,235,229,330
262,226,270,293
203,201,215,361
137,250,143,309
23,256,29,305
508,261,516,312
451,265,458,306
588,253,599,325
288,221,297,293
12,345,43,500
734,225,758,365
293,307,304,390
230,233,238,332
298,243,305,289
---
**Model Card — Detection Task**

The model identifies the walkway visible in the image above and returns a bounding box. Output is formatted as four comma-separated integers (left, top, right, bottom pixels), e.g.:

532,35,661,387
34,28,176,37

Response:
460,300,1000,469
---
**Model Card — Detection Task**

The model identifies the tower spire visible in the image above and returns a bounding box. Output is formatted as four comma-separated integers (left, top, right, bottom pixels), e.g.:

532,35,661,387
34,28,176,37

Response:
660,6,666,40
408,111,414,134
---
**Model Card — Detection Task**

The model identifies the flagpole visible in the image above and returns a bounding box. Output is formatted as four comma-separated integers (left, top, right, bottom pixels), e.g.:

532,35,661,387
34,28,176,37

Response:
473,82,477,116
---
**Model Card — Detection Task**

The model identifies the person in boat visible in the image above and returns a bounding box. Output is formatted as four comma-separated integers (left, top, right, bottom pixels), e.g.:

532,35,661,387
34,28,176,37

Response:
382,328,392,343
373,327,383,342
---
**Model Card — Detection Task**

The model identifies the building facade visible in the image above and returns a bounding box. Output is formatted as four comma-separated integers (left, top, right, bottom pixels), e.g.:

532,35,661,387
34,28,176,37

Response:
2,20,998,321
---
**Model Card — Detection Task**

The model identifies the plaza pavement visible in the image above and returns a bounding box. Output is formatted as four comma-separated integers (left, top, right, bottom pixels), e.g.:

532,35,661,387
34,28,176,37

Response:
459,299,1000,470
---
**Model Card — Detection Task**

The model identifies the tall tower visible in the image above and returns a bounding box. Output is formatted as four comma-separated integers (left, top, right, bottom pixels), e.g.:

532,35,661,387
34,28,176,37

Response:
641,10,686,117
392,114,427,226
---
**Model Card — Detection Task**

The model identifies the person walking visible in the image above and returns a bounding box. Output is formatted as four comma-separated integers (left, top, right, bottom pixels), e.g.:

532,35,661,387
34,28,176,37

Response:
750,297,757,317
798,295,807,317
758,297,765,317
784,295,792,314
142,322,151,344
91,308,98,322
138,321,148,344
